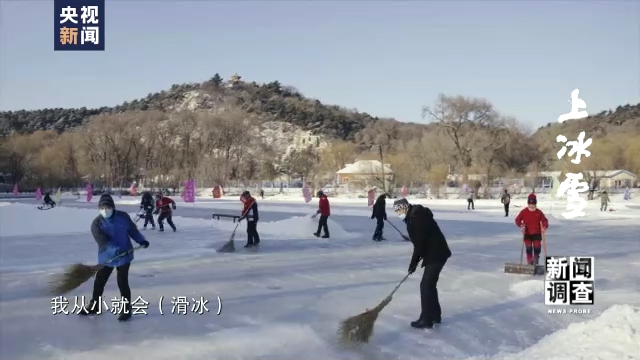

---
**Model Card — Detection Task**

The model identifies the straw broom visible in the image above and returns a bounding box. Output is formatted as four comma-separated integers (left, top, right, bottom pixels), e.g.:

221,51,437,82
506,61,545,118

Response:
217,222,239,253
48,246,141,296
217,204,254,253
338,273,410,344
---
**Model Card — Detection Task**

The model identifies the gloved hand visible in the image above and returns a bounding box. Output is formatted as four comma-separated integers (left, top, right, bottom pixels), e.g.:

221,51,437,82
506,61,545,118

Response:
140,205,143,209
408,262,417,275
172,203,176,210
153,209,159,215
371,215,375,220
139,240,150,248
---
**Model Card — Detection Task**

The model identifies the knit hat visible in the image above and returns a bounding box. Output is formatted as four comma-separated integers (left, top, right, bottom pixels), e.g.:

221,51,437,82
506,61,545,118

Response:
98,194,115,208
393,198,410,210
527,193,537,205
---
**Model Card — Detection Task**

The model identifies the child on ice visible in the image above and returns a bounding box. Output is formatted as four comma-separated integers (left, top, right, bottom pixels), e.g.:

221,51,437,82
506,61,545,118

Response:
515,193,548,266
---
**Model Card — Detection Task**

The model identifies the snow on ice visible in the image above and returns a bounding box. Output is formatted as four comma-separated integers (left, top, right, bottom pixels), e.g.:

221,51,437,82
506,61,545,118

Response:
0,196,639,360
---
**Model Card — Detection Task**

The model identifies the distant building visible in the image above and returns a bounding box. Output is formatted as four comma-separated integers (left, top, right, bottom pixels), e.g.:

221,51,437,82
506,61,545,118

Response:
336,160,393,186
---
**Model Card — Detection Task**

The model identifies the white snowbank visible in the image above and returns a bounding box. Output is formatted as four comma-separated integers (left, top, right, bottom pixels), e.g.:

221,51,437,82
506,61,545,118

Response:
211,215,358,239
479,304,640,360
0,203,210,237
509,279,544,297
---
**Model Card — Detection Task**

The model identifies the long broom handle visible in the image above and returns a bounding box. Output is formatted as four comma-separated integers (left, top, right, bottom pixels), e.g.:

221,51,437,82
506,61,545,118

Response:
99,245,143,267
385,219,404,236
541,221,547,258
387,273,411,299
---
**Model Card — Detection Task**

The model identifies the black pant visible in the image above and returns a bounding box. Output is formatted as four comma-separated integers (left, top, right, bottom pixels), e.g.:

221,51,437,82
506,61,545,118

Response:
316,215,329,236
92,263,131,305
157,212,176,230
143,208,155,227
420,260,446,322
504,203,509,216
373,218,384,239
467,199,474,209
246,221,260,245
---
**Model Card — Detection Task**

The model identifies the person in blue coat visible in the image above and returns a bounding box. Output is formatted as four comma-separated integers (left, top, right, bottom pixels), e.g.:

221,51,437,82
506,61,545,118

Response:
78,194,149,321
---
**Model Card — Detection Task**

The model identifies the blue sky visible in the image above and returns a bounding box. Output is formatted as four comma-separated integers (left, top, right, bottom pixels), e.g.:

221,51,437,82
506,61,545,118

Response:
0,1,638,129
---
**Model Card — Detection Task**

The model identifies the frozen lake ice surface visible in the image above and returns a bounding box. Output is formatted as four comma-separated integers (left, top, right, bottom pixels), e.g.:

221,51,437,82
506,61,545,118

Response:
1,193,639,360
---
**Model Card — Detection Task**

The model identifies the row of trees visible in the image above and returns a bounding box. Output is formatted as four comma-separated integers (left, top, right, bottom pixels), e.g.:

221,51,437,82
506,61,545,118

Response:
1,94,638,193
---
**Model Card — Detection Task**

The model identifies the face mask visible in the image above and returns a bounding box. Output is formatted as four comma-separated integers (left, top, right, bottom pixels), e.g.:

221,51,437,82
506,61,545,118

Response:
397,213,406,220
100,208,114,218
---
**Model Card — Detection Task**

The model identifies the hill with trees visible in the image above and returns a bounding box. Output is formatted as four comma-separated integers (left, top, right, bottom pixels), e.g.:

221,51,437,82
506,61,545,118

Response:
0,73,638,193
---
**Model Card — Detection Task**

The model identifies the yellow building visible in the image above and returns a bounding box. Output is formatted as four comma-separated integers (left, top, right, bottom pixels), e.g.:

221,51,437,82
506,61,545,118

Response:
335,160,393,186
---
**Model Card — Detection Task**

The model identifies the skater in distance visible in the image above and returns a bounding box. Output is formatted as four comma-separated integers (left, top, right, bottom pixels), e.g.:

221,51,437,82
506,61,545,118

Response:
154,192,177,232
500,189,511,217
393,198,451,329
370,194,387,241
79,194,150,321
514,193,549,266
314,190,330,238
240,190,261,248
43,192,56,208
139,191,156,230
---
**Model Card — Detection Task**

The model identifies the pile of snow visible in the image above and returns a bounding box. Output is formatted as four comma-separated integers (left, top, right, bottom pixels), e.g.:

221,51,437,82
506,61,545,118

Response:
483,305,640,360
509,279,544,297
0,203,211,237
211,215,358,239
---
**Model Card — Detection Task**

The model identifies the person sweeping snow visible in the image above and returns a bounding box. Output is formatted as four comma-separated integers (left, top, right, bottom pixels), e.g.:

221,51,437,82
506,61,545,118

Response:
78,194,149,321
370,194,387,241
514,193,548,266
393,198,451,329
240,190,260,248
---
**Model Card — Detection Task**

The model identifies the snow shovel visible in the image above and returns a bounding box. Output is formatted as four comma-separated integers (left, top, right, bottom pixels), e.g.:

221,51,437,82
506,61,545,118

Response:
504,234,544,275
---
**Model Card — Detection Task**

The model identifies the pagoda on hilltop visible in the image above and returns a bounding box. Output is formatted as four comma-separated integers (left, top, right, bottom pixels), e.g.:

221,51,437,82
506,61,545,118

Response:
227,73,242,87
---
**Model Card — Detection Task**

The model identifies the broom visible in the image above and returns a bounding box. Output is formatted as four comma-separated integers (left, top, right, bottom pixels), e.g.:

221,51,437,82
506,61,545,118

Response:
386,220,410,241
338,273,410,344
48,246,142,296
217,222,239,253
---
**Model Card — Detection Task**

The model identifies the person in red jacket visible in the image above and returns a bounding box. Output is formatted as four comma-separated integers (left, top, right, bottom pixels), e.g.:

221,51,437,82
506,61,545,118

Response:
314,190,330,238
154,192,177,232
515,193,548,266
240,190,260,248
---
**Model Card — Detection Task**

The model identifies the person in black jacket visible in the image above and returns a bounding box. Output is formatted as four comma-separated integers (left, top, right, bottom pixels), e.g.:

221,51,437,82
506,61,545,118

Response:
393,198,452,329
370,194,387,241
43,192,56,207
139,191,156,230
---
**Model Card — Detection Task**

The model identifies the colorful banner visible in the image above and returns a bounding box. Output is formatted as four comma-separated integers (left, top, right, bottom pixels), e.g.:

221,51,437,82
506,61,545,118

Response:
12,183,18,196
212,185,222,199
182,179,196,203
35,187,42,201
302,185,312,203
129,182,138,196
367,189,376,206
86,183,93,202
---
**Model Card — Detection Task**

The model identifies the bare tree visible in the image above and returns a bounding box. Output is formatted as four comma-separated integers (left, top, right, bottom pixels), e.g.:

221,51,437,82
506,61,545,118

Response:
422,94,497,180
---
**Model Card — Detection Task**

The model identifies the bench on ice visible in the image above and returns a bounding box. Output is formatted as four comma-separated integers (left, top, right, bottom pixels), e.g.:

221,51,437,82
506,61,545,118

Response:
212,213,241,223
